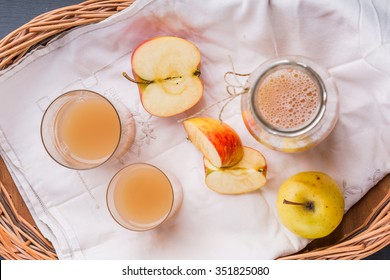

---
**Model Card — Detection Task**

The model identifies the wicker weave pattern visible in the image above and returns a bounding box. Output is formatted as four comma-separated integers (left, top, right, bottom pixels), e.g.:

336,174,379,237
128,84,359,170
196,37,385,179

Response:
0,0,135,260
0,0,135,70
279,199,390,260
0,182,56,260
0,0,389,260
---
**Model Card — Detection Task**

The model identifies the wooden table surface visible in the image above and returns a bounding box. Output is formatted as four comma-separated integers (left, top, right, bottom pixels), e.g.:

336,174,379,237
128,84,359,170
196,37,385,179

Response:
0,0,389,260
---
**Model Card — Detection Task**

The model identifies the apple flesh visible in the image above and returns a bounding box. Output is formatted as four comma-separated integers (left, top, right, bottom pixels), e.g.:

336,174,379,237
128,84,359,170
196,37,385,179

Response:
129,36,203,117
183,117,244,168
204,146,267,194
276,171,345,239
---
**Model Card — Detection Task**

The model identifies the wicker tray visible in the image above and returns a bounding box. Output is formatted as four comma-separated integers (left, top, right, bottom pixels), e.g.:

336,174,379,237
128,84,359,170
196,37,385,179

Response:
0,0,389,260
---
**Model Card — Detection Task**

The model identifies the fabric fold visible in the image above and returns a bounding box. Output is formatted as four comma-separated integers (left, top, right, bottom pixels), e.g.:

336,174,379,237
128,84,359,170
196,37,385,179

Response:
0,0,389,259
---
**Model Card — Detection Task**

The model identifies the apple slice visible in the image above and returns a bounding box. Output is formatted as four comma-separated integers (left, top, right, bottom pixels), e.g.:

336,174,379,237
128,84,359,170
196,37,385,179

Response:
204,146,267,194
129,36,203,117
183,117,244,168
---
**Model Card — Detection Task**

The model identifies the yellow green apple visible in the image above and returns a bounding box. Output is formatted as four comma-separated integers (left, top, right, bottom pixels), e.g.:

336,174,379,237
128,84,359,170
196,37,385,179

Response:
183,117,244,168
276,171,345,239
124,36,203,117
204,146,267,194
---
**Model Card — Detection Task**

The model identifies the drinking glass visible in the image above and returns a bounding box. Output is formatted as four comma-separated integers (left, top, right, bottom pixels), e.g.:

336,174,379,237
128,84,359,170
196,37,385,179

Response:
106,163,183,231
41,89,135,169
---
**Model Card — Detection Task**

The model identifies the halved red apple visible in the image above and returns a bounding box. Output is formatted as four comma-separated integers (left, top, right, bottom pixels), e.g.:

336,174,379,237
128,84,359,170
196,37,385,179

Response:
183,117,244,168
204,146,267,194
128,36,203,117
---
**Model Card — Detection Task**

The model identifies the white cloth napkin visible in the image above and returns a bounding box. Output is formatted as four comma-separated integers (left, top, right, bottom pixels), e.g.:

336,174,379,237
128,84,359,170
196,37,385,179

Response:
0,0,389,260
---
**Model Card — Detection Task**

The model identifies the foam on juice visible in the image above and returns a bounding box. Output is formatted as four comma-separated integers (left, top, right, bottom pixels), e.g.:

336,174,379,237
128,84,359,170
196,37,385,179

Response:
255,67,320,130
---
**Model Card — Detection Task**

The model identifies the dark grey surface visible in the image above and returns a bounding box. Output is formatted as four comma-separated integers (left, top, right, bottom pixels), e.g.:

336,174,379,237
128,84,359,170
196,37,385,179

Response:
0,0,389,261
0,0,82,39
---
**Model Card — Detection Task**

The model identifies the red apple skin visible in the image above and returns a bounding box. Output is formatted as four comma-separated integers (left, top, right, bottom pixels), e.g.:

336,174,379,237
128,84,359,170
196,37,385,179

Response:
184,118,244,168
203,146,268,177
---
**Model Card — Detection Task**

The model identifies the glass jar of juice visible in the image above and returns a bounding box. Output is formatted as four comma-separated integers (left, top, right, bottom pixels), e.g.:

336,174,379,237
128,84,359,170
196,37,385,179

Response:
241,56,339,152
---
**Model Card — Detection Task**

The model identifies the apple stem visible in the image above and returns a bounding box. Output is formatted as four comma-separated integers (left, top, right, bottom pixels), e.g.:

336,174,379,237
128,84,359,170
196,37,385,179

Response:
122,72,152,85
122,72,200,85
283,199,315,211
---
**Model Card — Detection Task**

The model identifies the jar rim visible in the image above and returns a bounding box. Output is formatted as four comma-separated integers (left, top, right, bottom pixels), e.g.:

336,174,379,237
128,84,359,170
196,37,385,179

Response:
248,56,328,138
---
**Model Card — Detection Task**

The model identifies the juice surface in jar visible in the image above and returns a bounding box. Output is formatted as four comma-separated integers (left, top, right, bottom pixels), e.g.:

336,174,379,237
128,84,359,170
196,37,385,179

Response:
241,56,339,152
255,67,321,131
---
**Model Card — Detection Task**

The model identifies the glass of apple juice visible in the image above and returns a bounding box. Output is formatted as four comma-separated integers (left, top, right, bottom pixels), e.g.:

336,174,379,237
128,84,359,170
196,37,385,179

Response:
241,56,339,152
106,163,183,231
41,89,135,169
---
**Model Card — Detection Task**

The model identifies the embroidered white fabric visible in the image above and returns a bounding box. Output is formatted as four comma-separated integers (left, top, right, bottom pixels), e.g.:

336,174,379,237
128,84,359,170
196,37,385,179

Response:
0,0,389,259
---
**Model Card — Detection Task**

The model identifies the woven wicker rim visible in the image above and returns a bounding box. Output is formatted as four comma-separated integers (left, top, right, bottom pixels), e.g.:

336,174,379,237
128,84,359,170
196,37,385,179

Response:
0,0,389,260
0,0,134,70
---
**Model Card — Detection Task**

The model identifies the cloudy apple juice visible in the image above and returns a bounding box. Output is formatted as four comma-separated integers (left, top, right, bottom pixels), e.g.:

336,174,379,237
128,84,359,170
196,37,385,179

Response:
55,95,121,163
241,56,339,152
106,163,183,231
255,67,320,131
41,89,136,169
114,164,173,225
